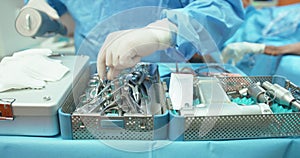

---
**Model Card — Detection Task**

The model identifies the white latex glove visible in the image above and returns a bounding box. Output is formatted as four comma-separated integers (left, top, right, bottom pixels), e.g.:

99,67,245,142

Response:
21,0,59,20
222,42,266,65
97,18,177,80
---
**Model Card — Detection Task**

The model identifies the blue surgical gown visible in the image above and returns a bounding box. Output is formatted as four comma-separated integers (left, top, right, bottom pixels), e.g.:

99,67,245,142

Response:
223,4,300,86
44,0,244,62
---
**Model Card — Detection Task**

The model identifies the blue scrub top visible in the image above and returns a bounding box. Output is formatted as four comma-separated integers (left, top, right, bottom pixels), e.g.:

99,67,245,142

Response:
46,0,244,62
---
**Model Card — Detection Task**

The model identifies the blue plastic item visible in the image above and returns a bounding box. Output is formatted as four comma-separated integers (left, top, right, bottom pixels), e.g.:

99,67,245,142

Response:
169,111,185,141
58,108,73,139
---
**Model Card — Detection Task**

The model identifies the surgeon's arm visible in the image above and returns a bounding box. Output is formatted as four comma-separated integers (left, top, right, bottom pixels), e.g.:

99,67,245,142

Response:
163,0,244,61
59,13,74,37
264,42,300,56
97,0,244,79
222,42,300,65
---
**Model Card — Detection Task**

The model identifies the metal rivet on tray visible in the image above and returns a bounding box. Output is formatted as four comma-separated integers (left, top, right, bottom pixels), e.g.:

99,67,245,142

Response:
43,96,51,101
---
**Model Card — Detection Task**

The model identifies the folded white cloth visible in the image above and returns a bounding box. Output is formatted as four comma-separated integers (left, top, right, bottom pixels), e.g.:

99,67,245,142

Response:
0,48,69,92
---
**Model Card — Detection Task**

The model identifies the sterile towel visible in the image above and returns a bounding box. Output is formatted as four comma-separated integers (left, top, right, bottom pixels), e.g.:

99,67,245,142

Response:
0,48,69,92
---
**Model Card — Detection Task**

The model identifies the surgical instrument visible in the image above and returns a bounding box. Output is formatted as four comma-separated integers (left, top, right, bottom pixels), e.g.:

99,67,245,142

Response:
262,81,300,112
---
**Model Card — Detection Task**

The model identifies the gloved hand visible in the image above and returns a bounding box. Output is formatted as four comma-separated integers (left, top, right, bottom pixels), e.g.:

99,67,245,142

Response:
222,42,266,65
97,18,177,80
22,0,59,20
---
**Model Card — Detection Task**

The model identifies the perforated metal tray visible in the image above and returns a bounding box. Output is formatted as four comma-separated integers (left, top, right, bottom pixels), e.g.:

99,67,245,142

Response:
169,76,300,141
71,114,154,140
60,99,168,140
59,62,168,140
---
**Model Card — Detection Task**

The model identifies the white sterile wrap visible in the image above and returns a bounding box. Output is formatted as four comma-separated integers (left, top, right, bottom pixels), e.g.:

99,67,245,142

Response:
0,48,69,92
